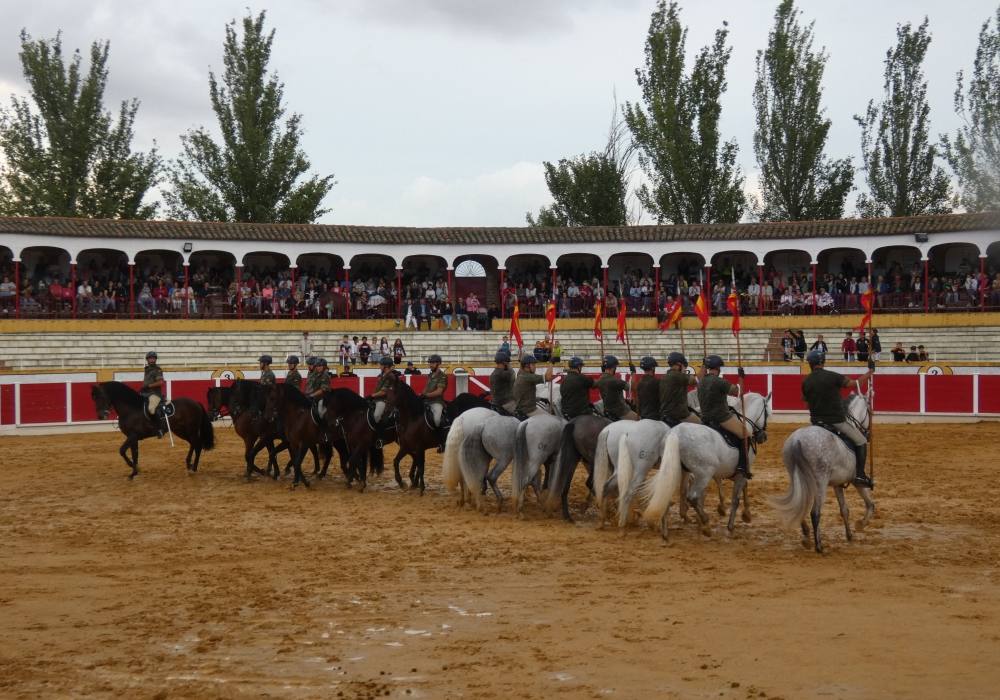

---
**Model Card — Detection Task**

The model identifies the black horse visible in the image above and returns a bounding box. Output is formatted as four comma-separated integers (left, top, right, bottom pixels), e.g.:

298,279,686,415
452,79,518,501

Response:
546,414,612,521
315,387,391,490
91,381,215,479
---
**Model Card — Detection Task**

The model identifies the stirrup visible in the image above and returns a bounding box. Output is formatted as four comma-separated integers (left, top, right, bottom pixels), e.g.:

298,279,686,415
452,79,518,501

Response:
374,439,384,450
853,474,874,489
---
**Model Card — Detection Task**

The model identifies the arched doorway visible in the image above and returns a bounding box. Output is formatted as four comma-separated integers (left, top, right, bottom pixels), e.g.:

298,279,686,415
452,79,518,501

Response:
241,251,291,317
505,253,552,318
710,250,758,314
453,254,497,319
873,245,922,311
295,253,344,319
658,252,706,314
0,245,14,316
134,249,184,316
926,242,978,311
608,252,654,315
189,250,237,318
554,252,600,318
350,254,397,320
817,247,866,311
21,246,71,316
77,248,129,316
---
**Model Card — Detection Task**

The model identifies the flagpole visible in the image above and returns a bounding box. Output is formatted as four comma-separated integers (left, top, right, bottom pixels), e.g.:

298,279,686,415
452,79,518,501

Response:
622,310,634,400
867,272,876,484
699,268,708,360
732,269,749,497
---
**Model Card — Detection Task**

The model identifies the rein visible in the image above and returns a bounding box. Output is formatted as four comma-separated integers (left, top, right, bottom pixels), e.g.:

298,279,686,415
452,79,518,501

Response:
734,397,769,453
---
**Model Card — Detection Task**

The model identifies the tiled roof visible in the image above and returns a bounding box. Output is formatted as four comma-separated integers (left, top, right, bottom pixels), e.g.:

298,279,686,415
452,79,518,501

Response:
0,212,997,244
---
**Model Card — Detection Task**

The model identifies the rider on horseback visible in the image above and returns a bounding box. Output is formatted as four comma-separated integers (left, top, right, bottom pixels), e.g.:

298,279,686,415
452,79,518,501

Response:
513,353,553,419
698,355,750,478
660,351,701,426
803,350,876,489
489,350,516,414
597,355,637,421
632,356,661,420
369,356,398,445
306,358,333,441
141,351,166,438
284,355,302,389
421,354,449,449
255,355,275,417
560,356,596,420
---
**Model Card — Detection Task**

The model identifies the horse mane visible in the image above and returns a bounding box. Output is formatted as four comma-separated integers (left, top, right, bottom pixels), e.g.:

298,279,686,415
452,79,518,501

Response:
389,378,424,415
326,387,367,411
232,379,262,403
281,383,313,408
100,381,142,407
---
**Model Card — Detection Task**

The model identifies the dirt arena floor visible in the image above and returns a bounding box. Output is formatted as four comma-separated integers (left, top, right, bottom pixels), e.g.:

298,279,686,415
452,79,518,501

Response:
1,422,999,699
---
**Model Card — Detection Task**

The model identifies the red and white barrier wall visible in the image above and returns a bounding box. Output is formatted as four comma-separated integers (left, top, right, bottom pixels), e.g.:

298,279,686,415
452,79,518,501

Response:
1,365,999,431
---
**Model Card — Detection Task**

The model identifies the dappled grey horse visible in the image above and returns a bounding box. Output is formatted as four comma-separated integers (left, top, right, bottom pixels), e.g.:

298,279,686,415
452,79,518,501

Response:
442,406,519,512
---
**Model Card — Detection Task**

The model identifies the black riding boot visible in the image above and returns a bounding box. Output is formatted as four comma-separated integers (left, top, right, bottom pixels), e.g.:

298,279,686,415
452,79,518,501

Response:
155,407,165,438
736,440,752,480
436,424,450,453
853,444,874,489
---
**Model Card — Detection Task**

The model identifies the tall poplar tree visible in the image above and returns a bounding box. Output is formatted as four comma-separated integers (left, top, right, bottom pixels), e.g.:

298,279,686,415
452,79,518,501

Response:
855,18,951,218
941,6,1000,212
753,0,853,221
624,1,745,224
166,11,335,223
0,31,161,219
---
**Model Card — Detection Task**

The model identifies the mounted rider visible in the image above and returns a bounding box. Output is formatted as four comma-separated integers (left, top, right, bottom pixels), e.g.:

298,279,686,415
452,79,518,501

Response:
305,358,333,441
698,355,750,478
489,350,516,415
512,353,554,419
803,350,876,488
141,350,167,438
255,354,275,416
597,355,637,421
631,355,660,420
421,354,450,448
560,356,596,420
660,351,701,426
368,356,398,443
284,355,302,389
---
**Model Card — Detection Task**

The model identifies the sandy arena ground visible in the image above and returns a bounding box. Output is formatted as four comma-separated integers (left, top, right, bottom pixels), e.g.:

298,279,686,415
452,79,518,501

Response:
1,422,999,699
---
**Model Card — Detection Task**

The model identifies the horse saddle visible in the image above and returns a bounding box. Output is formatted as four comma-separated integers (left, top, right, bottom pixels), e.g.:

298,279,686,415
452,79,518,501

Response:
704,421,742,450
811,420,857,453
310,399,326,426
424,404,447,430
491,403,512,417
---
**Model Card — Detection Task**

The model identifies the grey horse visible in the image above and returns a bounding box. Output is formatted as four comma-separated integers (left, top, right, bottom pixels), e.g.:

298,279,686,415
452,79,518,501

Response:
771,393,876,553
442,406,518,512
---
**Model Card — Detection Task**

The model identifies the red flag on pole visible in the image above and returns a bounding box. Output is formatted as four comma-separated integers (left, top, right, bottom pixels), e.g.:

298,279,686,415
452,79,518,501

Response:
726,291,741,336
545,299,556,336
694,292,710,330
510,298,523,349
616,301,627,343
659,300,683,331
593,301,603,341
856,287,875,332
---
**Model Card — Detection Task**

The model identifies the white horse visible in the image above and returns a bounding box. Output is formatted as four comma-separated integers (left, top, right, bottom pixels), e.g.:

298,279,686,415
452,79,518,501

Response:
510,381,566,515
592,420,674,530
772,392,876,553
641,392,771,538
441,407,518,512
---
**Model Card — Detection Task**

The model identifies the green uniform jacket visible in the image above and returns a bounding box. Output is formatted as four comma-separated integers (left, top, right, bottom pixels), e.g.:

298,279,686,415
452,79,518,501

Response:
307,370,332,395
490,367,515,405
560,371,595,418
285,369,302,387
424,369,447,404
660,370,693,422
802,367,849,423
374,372,394,394
259,369,276,386
142,364,163,396
698,374,734,424
513,371,544,415
597,373,629,419
636,374,660,420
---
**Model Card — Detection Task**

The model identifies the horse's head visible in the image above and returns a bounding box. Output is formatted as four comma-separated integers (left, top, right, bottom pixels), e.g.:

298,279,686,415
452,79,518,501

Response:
847,392,872,433
743,392,771,444
263,383,283,423
91,384,111,420
206,387,224,420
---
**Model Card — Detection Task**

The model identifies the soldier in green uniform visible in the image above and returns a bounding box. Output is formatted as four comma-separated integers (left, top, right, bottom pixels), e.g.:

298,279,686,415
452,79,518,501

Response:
258,355,275,386
306,358,332,400
631,356,660,420
597,355,637,421
698,355,749,477
489,350,516,414
422,354,450,448
284,355,302,389
512,354,554,419
660,351,701,426
369,356,397,424
560,356,596,419
141,350,166,437
803,350,876,488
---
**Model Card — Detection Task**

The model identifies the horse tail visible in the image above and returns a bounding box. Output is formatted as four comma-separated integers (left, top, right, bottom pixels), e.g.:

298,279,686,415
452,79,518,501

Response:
592,427,611,508
369,445,384,476
511,420,530,508
641,430,682,526
615,432,635,523
771,435,817,529
200,406,216,450
545,421,579,511
442,415,465,492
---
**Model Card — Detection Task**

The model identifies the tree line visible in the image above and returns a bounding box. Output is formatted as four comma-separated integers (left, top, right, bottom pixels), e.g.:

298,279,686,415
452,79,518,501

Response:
528,0,1000,227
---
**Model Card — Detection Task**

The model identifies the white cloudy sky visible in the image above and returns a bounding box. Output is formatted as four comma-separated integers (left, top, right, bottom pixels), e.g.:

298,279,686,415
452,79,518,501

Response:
0,0,995,225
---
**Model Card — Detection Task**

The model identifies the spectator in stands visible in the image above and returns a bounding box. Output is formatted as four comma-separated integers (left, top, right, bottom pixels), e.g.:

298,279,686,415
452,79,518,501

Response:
782,330,794,361
870,329,882,360
558,292,571,318
905,345,920,362
416,298,431,330
404,361,421,375
379,337,390,360
455,297,469,330
498,335,511,354
552,340,562,363
809,334,828,357
465,292,482,330
392,338,406,365
358,336,371,364
918,345,929,361
841,332,856,361
138,283,155,314
856,331,870,363
300,331,313,362
817,288,835,313
792,329,807,360
891,342,906,361
349,336,359,364
338,335,350,368
0,275,14,312
441,298,453,329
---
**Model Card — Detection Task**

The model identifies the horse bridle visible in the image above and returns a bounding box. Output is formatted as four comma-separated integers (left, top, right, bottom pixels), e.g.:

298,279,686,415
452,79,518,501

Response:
846,390,872,439
736,395,770,449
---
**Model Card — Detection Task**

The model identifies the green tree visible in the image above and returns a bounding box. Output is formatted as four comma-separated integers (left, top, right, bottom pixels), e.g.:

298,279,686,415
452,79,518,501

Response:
855,18,951,218
623,1,745,225
527,106,634,227
166,11,334,223
941,6,1000,212
0,31,160,219
753,0,853,221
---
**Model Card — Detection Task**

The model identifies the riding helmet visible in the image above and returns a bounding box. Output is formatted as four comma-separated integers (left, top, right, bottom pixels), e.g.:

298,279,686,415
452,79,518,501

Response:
316,358,328,367
602,355,619,370
258,354,273,364
568,356,584,369
494,350,511,363
379,356,394,367
806,349,826,366
145,351,157,360
667,351,688,367
427,354,443,364
639,356,657,371
306,356,317,367
703,354,725,370
521,353,537,366
287,355,299,365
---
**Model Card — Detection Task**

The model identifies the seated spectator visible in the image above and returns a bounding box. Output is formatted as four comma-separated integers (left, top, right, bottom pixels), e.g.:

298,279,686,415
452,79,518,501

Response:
817,288,835,313
917,345,929,361
841,332,856,361
891,342,906,362
404,361,421,375
905,345,920,362
809,334,828,356
0,275,14,312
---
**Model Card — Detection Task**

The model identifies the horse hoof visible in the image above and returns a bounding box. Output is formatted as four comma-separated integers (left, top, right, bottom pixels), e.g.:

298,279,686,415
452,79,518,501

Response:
855,519,867,532
742,512,752,524
801,538,811,549
846,531,854,542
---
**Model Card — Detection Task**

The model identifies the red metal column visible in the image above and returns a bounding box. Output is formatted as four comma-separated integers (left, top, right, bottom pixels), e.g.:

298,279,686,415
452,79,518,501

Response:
183,263,190,319
396,267,403,319
499,268,506,319
980,256,987,311
550,266,557,302
70,262,77,319
923,258,929,312
128,262,135,319
758,264,765,315
290,266,297,319
236,265,243,319
448,267,455,304
811,262,817,315
344,267,350,320
653,265,660,317
602,266,609,298
13,258,20,319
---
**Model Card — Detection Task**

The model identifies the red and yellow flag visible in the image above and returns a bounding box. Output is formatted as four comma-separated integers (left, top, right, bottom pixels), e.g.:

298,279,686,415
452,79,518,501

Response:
856,287,875,333
545,299,556,336
659,300,683,331
510,298,523,349
694,292,710,330
593,301,603,341
615,301,627,343
726,291,741,336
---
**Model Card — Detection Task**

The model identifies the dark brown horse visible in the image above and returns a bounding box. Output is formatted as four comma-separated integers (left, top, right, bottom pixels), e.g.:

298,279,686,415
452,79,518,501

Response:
91,381,215,479
382,375,490,493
